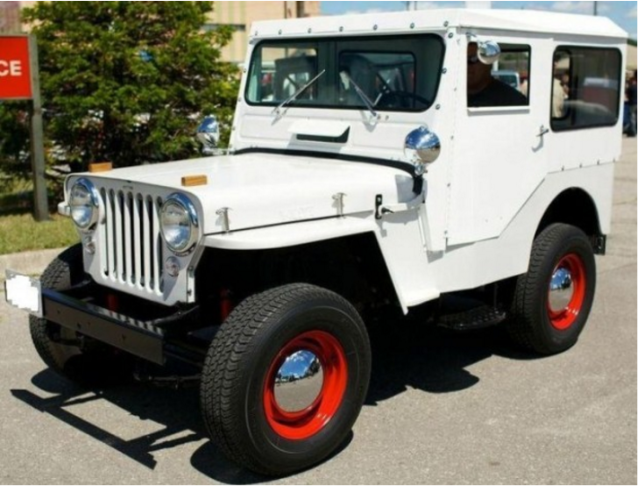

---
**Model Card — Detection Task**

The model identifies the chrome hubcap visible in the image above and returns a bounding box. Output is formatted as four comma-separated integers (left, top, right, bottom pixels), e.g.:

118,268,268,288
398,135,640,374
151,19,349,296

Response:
549,266,574,312
274,350,324,413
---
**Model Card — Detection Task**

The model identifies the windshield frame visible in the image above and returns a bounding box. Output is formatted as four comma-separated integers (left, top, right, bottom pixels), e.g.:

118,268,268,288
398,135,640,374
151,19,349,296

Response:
244,33,446,113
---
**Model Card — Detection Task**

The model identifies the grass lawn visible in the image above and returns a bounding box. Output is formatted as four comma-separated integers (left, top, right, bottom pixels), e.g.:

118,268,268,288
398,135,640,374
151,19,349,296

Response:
0,213,79,255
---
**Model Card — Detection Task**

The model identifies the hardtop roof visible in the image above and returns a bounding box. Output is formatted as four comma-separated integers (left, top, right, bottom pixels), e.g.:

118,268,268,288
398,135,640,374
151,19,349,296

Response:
250,8,627,41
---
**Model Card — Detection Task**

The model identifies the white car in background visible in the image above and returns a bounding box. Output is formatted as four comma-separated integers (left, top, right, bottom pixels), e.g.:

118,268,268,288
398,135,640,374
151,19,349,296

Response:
492,69,521,90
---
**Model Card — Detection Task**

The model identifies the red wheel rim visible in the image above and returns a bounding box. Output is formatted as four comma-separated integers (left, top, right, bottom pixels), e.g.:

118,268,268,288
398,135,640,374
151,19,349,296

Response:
547,253,587,330
263,330,348,440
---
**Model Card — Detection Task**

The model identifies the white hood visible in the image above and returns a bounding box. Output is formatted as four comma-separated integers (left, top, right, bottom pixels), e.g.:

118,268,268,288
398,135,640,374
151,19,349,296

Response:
77,152,416,234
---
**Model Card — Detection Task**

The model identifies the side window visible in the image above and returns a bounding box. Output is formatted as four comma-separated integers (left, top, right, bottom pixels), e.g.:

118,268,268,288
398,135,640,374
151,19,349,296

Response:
467,43,530,107
551,47,622,131
492,45,531,100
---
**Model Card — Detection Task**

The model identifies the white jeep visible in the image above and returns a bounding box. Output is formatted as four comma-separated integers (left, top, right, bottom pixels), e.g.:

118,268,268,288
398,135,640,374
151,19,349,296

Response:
5,9,627,475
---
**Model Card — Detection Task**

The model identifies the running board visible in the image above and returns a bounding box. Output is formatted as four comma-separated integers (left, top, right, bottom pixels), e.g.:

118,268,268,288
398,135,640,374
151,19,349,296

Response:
438,306,507,331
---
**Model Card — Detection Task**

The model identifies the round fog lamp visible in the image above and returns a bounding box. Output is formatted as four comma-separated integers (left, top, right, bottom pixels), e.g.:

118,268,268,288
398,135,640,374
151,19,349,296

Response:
165,256,181,277
84,236,96,255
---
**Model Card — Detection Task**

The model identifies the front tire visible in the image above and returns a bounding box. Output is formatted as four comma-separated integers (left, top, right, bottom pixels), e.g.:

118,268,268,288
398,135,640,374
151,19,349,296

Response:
200,283,371,476
29,244,133,385
509,224,596,355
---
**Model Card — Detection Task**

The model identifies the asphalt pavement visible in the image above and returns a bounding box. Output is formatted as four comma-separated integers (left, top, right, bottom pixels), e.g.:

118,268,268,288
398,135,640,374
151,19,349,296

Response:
0,138,636,484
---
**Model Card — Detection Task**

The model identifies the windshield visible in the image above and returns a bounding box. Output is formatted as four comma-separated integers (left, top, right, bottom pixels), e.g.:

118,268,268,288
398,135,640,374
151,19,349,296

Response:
246,34,445,112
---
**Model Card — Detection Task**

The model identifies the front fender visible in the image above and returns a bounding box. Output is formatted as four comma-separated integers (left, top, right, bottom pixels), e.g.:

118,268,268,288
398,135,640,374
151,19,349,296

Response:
203,215,410,313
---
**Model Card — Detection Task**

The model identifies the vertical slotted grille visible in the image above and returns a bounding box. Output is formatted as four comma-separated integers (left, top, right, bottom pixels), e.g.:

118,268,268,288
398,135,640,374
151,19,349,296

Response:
100,187,163,294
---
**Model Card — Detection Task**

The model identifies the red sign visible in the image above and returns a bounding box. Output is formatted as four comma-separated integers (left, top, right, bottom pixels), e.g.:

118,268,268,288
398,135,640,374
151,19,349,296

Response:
0,36,32,99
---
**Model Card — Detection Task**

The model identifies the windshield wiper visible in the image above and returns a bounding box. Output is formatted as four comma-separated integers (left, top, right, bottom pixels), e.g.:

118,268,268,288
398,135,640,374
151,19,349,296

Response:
273,69,326,115
340,71,378,118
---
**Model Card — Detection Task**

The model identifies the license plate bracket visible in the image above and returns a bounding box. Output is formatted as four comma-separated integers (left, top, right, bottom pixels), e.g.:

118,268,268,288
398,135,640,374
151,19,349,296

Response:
4,270,43,318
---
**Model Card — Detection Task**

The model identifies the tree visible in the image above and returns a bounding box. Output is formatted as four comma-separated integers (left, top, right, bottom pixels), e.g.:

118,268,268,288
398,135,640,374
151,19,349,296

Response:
0,102,30,193
21,1,238,168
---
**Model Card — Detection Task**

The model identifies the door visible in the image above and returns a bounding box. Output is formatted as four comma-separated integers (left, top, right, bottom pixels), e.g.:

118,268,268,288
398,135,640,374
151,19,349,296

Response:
447,36,553,246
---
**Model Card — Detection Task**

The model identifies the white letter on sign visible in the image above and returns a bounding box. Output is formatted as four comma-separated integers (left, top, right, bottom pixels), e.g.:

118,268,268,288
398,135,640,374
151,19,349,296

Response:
0,60,23,76
10,61,22,76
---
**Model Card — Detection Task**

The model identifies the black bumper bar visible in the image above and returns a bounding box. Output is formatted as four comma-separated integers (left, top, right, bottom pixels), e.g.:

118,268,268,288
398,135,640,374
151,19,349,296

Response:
42,286,198,365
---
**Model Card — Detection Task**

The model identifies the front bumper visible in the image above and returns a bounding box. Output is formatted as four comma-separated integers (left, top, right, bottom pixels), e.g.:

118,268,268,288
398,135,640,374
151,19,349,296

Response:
43,286,168,364
6,272,200,365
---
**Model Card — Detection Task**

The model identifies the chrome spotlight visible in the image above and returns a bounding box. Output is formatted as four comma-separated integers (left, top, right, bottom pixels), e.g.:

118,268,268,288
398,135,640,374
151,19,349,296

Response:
477,40,501,65
467,34,501,65
404,126,441,174
197,115,220,156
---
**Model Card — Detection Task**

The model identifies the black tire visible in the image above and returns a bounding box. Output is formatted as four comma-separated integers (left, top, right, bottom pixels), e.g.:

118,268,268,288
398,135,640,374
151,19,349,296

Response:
29,244,133,385
200,283,371,476
509,224,596,355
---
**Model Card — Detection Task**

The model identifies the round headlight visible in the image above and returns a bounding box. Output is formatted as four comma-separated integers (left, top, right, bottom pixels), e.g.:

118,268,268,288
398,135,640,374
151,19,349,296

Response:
160,193,199,255
69,178,99,231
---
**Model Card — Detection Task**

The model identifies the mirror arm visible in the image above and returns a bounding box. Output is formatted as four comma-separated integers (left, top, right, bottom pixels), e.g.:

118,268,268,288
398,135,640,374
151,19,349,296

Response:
412,173,424,195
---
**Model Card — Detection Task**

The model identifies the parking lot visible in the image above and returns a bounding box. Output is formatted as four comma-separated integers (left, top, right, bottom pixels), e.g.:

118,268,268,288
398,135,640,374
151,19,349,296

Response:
0,138,636,484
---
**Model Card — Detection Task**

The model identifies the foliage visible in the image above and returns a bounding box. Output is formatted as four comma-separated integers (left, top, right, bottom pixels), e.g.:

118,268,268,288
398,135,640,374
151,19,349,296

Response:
20,1,239,169
0,102,31,194
0,101,74,210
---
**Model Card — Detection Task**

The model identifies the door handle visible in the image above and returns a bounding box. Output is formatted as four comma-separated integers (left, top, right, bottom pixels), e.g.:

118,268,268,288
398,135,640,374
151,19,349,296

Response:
537,125,550,138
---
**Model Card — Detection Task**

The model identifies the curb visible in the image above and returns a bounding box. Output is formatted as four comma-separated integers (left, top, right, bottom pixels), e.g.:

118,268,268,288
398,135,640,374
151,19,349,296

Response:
0,247,64,281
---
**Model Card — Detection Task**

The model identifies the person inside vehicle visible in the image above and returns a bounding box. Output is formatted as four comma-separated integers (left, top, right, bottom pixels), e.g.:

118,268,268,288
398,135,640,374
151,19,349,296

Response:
551,53,570,118
467,42,528,107
552,72,566,118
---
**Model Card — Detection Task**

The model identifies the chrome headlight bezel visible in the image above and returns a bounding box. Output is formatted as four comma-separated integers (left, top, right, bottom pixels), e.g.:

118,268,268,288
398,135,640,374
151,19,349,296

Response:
69,178,100,232
160,193,199,256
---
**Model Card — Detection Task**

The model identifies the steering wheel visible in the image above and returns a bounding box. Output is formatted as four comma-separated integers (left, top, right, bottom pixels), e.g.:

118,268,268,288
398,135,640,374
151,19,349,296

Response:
376,91,431,109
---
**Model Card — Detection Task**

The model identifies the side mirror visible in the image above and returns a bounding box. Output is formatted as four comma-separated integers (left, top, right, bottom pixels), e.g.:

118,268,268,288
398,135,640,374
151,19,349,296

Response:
477,40,501,65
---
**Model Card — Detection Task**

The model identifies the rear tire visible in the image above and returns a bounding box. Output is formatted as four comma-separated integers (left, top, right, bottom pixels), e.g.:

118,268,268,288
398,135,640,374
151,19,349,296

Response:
509,224,596,355
29,244,133,385
200,283,371,476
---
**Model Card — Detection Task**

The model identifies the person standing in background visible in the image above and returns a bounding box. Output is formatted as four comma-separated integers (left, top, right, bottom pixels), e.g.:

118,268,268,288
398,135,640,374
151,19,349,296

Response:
626,70,637,137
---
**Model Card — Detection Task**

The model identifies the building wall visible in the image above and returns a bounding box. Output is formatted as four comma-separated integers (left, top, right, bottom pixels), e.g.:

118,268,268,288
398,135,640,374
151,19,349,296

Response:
1,1,36,33
5,1,320,65
208,1,321,65
627,42,637,71
0,1,22,32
